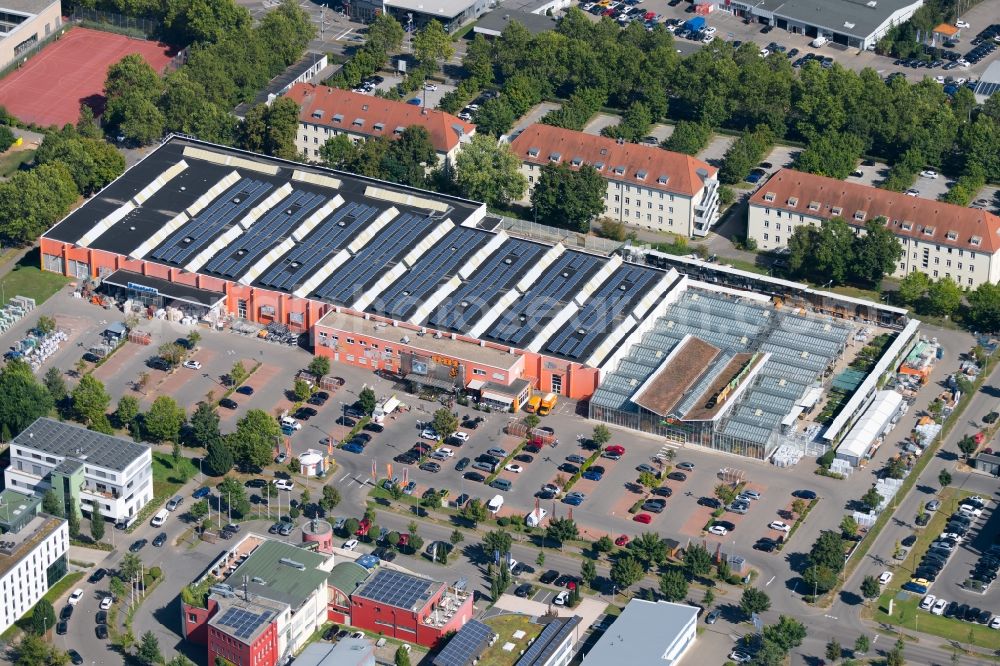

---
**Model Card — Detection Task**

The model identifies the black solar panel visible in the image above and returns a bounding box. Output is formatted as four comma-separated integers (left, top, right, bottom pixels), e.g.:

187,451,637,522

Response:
485,251,605,346
313,212,438,305
355,569,434,611
975,80,1000,98
433,620,494,666
544,264,660,359
427,239,545,330
203,190,325,278
517,618,578,666
372,227,491,320
151,178,272,265
256,201,379,291
216,607,273,641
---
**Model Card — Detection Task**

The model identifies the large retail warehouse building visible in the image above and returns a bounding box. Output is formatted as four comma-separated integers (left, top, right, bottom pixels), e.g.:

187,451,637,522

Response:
41,137,911,460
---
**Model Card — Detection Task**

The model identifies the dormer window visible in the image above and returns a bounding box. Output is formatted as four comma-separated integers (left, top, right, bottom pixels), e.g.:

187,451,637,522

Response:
923,226,935,236
945,230,957,240
613,166,625,175
594,161,604,170
831,206,842,216
571,157,583,167
971,236,982,246
352,118,365,127
808,201,820,211
394,126,406,135
373,122,385,131
901,222,913,231
853,210,866,221
636,169,647,180
333,114,344,123
657,175,668,185
311,109,324,119
549,152,561,162
527,148,539,158
763,192,775,202
787,197,798,207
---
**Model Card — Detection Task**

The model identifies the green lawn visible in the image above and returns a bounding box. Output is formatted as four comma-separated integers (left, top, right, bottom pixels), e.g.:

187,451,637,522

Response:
826,284,883,302
0,248,70,305
0,148,35,177
872,488,1000,651
479,614,544,666
151,451,199,497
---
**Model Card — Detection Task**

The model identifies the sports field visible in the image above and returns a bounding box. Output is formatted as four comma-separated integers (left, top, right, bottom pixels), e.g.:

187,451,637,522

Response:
0,27,175,127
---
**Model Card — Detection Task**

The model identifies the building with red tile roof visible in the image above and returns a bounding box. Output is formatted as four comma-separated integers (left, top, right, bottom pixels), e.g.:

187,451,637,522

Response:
509,124,720,237
286,83,475,167
748,168,1000,287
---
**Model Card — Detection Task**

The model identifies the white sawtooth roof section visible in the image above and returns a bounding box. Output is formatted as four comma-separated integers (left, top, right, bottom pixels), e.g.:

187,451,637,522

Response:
527,301,580,353
293,248,351,298
466,289,522,339
515,243,565,293
185,171,242,218
573,254,622,307
458,231,507,280
353,262,408,311
240,237,296,286
598,272,687,374
586,314,638,368
291,169,341,191
132,159,188,206
129,210,189,259
364,185,450,212
77,201,136,247
630,270,676,321
239,183,293,230
185,225,244,273
400,219,453,267
292,195,344,241
347,207,399,253
412,274,462,324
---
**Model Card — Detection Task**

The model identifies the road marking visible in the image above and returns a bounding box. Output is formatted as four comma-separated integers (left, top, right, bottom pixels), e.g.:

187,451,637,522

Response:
873,634,879,644
765,575,775,586
339,473,350,482
824,614,838,620
335,28,353,40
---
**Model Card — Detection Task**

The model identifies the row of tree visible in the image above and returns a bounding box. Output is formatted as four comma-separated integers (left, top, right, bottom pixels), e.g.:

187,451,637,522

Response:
786,217,903,288
896,271,1000,330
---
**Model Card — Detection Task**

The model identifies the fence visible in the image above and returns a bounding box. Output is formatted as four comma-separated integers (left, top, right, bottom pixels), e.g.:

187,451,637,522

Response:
498,217,624,255
69,8,161,41
0,25,70,83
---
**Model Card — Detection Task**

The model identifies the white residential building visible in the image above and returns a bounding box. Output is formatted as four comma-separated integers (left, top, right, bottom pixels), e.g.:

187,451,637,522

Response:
509,124,721,237
4,418,153,523
0,489,69,635
747,168,1000,288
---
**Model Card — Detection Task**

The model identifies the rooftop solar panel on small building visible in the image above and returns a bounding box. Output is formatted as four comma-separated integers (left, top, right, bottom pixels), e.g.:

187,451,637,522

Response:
215,607,273,641
432,619,494,666
353,569,437,612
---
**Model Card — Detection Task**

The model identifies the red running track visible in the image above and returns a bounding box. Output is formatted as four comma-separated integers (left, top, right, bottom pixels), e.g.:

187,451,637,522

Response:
0,26,175,128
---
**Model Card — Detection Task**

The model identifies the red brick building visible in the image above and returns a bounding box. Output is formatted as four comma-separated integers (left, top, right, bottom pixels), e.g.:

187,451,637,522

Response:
207,596,283,666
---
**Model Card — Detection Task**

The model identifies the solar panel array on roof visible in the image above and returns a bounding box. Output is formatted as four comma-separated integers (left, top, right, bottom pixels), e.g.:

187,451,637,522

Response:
486,251,604,346
432,619,494,666
152,178,272,264
374,227,491,319
203,190,326,278
313,212,438,305
354,569,435,611
517,617,580,666
215,606,273,641
427,239,545,331
543,264,659,359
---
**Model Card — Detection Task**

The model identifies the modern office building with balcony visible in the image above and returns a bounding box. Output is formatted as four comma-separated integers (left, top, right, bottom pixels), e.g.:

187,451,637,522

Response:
4,418,153,523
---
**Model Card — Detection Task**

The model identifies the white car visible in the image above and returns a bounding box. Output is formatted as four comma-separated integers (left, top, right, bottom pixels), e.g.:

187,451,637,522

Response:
959,504,983,517
183,360,202,370
273,479,294,491
759,48,770,57
68,589,84,606
421,429,439,440
100,596,114,610
919,594,937,610
920,169,939,179
436,447,455,458
343,539,359,551
879,571,893,585
708,525,728,536
768,521,791,532
728,651,752,664
956,19,970,28
905,189,920,197
504,464,524,473
931,598,948,615
553,590,570,606
452,432,469,442
423,82,438,91
702,34,715,44
990,616,1000,630
941,532,963,542
703,26,717,36
935,75,946,84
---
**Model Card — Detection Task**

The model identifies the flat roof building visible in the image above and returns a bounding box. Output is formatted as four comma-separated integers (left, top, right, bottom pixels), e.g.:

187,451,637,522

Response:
0,0,61,70
582,599,697,665
235,52,328,119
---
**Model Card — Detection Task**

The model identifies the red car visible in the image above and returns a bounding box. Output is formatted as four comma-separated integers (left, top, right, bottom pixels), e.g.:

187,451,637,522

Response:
356,518,371,536
633,513,652,524
615,535,630,547
605,445,626,456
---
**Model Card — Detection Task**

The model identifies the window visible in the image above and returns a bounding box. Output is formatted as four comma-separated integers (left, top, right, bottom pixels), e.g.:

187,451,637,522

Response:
346,338,355,344
764,221,769,228
550,374,562,394
472,368,486,376
775,236,780,243
763,192,775,202
763,234,769,241
237,299,247,318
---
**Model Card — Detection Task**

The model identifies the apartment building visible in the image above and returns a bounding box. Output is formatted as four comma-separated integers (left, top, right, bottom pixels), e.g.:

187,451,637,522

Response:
509,124,721,237
0,489,69,635
4,418,153,523
285,83,475,168
748,169,1000,288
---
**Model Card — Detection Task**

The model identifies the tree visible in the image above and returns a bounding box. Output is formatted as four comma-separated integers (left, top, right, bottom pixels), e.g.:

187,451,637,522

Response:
545,517,579,546
719,127,773,185
167,656,196,666
852,218,903,287
630,531,668,569
703,587,715,608
794,131,865,180
229,361,249,387
137,629,163,666
659,568,689,602
319,133,358,168
34,128,126,195
231,409,280,469
0,360,54,437
293,377,312,402
938,468,952,487
826,639,842,663
143,395,185,443
307,356,330,377
189,500,209,524
594,535,614,553
885,455,907,480
42,490,63,517
860,575,880,602
483,529,513,557
450,529,464,545
0,161,79,245
791,498,807,516
925,277,962,318
43,366,67,404
896,270,930,306
366,12,405,53
740,587,771,617
91,501,105,542
473,98,517,137
861,487,883,511
190,401,222,448
958,434,978,460
854,634,870,655
205,435,234,475
803,564,839,594
839,515,859,538
762,615,806,651
320,485,341,511
684,543,713,577
413,20,454,70
218,475,250,518
239,97,300,160
394,645,411,666
453,134,527,207
807,532,843,571
28,598,56,635
638,471,659,489
461,498,488,526
662,120,713,155
581,559,596,588
431,408,459,438
531,163,606,232
714,483,738,506
343,518,360,537
602,100,653,143
116,395,140,431
358,387,377,415
967,282,1000,332
610,554,644,590
72,374,111,426
15,634,58,666
591,424,611,447
886,645,905,666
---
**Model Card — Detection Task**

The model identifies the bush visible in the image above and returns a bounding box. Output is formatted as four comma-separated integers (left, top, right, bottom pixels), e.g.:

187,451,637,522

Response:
497,516,510,526
0,125,16,152
663,121,712,155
